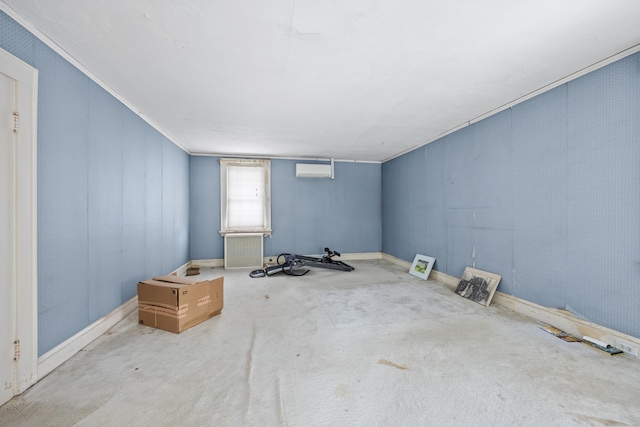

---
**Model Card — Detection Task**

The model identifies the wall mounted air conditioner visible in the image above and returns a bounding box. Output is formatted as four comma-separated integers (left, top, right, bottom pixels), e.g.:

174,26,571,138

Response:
295,159,334,179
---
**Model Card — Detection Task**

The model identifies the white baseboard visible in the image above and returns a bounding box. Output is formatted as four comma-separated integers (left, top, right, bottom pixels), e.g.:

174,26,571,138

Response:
38,296,138,380
265,252,382,264
37,261,192,380
190,258,225,268
492,292,640,357
381,252,640,356
193,252,383,269
336,251,382,261
173,261,192,276
381,252,412,268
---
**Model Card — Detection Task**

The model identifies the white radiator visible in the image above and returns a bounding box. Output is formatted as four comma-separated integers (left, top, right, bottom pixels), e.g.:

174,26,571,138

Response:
224,233,264,269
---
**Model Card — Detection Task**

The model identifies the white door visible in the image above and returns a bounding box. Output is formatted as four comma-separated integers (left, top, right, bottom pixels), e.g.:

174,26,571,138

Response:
0,71,17,406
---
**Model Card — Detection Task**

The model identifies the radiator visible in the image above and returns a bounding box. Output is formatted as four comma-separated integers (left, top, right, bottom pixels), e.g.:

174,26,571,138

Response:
224,233,264,269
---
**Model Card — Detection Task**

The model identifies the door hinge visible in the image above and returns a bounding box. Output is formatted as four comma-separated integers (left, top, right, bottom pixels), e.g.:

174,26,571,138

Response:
13,340,20,361
13,112,19,134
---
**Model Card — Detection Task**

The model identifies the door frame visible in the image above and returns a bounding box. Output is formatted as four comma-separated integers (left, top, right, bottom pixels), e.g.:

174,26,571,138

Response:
0,47,38,395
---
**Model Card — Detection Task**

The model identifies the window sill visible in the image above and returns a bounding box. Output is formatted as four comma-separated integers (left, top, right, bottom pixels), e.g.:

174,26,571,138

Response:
220,230,272,237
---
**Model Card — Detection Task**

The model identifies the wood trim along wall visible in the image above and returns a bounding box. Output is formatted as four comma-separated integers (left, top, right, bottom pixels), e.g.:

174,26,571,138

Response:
37,261,191,381
37,296,138,380
381,252,640,357
192,252,384,270
191,259,225,268
336,252,383,261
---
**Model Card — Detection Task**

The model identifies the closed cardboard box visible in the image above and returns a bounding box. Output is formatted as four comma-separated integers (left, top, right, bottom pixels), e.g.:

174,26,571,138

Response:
137,275,224,333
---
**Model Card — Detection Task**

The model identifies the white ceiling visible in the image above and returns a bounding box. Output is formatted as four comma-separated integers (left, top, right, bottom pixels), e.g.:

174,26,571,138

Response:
3,1,640,162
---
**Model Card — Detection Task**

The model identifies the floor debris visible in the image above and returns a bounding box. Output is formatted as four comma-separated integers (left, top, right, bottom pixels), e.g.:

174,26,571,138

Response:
378,359,409,370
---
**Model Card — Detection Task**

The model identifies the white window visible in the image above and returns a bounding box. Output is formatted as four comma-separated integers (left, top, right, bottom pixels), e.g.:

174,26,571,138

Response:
220,158,271,235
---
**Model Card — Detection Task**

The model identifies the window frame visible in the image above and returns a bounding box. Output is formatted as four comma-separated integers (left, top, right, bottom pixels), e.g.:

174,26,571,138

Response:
220,158,272,236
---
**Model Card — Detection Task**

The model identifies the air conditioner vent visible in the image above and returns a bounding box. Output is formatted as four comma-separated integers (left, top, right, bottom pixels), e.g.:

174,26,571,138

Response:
295,161,334,179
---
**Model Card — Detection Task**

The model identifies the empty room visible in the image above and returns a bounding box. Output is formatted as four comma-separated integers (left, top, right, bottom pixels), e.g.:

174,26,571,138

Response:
1,1,639,426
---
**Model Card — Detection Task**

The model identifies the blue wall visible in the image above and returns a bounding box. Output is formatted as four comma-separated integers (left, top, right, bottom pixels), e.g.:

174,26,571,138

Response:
1,11,190,355
382,52,640,339
190,158,382,259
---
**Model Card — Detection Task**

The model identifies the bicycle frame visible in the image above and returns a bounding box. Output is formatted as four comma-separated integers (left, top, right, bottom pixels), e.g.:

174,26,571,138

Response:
250,248,354,278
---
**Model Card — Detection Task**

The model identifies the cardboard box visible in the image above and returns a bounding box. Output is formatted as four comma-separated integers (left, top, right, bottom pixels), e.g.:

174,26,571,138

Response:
137,275,224,333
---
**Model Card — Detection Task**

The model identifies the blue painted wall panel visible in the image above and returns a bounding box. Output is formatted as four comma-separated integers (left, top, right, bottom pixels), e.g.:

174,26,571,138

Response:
269,160,297,256
445,209,475,278
381,156,403,258
0,11,35,63
161,139,176,272
173,146,190,269
565,56,640,334
444,127,477,278
278,160,381,255
512,87,568,307
471,110,513,293
402,150,428,262
472,110,512,214
382,51,640,339
189,156,222,260
122,113,147,301
381,149,427,263
423,141,447,273
87,84,123,323
292,167,338,254
334,162,381,253
1,11,190,354
33,40,91,353
445,127,477,210
144,129,163,278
